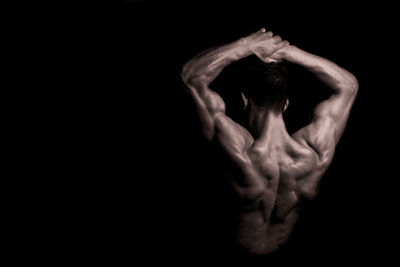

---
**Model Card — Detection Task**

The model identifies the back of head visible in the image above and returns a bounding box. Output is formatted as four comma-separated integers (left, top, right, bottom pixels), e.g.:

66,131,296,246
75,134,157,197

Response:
239,57,289,113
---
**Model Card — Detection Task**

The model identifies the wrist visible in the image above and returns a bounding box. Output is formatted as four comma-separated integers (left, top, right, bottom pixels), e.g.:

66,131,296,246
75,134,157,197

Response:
283,45,296,57
280,45,300,61
236,37,254,57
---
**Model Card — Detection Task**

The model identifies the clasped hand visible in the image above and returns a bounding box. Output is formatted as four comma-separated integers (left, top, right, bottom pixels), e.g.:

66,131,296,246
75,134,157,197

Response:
243,28,290,63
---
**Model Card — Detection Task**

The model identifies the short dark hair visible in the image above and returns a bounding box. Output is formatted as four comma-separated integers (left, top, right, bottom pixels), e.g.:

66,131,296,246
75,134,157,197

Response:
240,57,289,113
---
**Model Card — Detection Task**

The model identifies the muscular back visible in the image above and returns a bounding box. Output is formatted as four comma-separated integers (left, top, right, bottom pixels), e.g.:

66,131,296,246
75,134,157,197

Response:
214,114,335,253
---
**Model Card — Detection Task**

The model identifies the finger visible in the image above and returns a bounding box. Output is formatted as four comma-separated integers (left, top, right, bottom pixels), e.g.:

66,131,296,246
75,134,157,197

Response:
277,40,290,48
272,35,282,42
266,31,273,37
249,28,267,37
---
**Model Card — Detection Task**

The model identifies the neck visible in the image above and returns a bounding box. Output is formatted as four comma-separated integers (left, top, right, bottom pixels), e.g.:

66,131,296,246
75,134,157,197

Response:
246,104,290,144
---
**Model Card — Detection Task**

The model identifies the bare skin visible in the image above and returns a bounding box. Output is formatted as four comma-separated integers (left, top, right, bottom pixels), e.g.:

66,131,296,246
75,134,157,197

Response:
181,28,358,254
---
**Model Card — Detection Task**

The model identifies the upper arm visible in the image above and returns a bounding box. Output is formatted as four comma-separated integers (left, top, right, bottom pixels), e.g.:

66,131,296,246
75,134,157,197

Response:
214,115,253,165
184,79,253,164
184,79,227,141
312,81,358,143
293,86,357,165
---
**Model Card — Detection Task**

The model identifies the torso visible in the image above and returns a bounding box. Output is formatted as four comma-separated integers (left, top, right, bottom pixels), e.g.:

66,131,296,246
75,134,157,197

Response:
219,124,326,212
213,115,335,253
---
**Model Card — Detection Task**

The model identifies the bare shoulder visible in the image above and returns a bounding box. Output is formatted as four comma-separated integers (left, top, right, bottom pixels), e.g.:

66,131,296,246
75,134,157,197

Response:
292,117,336,166
214,114,254,163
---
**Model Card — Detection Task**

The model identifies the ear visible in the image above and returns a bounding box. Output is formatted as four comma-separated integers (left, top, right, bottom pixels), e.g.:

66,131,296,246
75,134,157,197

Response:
284,99,289,112
241,92,248,109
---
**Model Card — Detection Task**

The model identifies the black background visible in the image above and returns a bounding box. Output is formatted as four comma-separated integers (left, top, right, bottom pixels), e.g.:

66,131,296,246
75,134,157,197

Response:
78,0,399,265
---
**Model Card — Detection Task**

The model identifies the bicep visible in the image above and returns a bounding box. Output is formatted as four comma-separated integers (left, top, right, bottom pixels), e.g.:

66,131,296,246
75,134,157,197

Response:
185,83,226,141
313,89,357,143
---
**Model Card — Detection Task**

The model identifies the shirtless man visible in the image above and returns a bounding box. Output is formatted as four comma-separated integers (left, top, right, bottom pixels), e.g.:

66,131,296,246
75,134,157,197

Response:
181,28,358,254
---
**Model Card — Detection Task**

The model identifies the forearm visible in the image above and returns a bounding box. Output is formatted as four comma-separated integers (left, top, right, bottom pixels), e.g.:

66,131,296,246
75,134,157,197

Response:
181,38,252,86
283,46,358,93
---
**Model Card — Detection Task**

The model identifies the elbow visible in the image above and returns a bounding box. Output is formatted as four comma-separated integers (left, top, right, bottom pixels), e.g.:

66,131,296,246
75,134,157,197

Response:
181,63,207,88
344,73,358,96
181,63,198,86
336,73,358,97
181,63,190,84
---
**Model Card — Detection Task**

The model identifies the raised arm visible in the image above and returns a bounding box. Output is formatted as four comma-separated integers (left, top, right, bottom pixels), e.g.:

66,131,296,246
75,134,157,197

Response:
181,29,289,141
271,45,358,159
